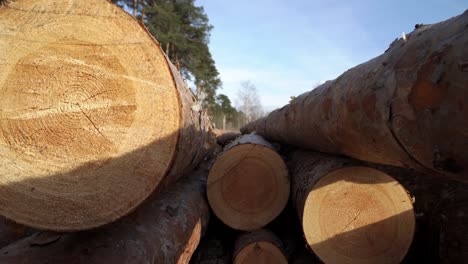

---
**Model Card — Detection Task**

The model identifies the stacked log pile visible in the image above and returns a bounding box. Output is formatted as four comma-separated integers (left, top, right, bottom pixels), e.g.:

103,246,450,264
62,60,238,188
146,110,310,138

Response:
0,0,466,263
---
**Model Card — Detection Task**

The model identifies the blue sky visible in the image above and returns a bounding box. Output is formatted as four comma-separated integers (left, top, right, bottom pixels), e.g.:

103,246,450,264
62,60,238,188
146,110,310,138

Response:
196,0,466,111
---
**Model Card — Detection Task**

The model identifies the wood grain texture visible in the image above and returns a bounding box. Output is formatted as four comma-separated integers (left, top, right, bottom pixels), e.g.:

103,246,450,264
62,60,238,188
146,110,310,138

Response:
0,0,214,230
242,11,468,181
207,134,289,231
288,150,415,264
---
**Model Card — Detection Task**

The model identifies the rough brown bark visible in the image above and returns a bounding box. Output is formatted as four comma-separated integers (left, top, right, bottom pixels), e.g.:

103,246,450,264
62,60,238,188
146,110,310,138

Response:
207,134,289,231
189,236,231,264
163,56,216,187
233,229,288,264
0,0,214,231
0,160,214,264
395,170,468,264
242,11,468,181
288,150,415,264
267,204,317,262
365,159,468,263
189,216,234,264
212,129,241,147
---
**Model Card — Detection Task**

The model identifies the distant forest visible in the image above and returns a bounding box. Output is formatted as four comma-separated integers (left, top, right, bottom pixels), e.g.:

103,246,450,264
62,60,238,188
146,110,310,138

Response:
112,0,264,130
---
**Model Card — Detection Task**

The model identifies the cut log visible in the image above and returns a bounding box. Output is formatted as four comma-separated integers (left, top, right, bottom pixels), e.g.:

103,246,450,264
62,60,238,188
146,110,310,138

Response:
288,150,415,264
325,153,468,262
207,134,289,231
0,161,213,264
0,0,214,230
233,229,288,264
242,11,468,181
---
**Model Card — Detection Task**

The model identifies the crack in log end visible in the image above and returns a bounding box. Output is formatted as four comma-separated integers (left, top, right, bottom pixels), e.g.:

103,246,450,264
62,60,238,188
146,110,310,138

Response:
338,207,364,235
77,104,107,139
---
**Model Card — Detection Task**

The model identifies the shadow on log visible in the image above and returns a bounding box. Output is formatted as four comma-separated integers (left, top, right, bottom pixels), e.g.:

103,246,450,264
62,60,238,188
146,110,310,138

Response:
288,150,415,264
0,0,214,231
285,149,468,263
207,134,289,231
0,139,218,263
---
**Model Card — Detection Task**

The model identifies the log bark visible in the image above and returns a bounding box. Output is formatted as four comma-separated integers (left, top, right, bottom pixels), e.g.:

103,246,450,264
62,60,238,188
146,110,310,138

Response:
0,161,213,264
267,204,320,262
212,129,241,147
0,0,214,230
207,134,289,231
189,216,234,264
233,229,288,264
288,150,415,264
242,11,468,181
189,235,231,264
368,162,468,263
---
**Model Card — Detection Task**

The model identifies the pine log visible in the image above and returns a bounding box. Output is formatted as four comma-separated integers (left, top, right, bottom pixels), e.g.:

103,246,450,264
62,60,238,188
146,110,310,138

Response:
233,229,288,264
242,11,468,181
207,134,289,231
0,161,213,264
288,150,415,264
213,129,241,147
0,0,214,231
311,152,468,262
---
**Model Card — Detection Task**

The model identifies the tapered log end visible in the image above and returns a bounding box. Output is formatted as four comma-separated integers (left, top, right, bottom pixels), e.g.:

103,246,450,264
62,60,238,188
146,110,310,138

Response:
302,166,415,264
233,241,288,264
0,0,180,230
207,144,289,231
233,229,288,264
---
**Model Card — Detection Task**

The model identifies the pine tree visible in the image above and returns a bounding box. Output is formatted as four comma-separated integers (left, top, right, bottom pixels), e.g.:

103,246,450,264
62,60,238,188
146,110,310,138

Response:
113,0,221,111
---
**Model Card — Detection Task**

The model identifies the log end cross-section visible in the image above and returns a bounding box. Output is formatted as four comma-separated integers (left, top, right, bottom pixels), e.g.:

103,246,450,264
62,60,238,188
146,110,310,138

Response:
233,229,288,264
0,0,211,231
207,134,289,231
302,166,415,264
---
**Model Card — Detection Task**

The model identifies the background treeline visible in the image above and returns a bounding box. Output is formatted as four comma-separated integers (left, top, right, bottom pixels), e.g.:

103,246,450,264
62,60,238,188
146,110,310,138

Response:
112,0,264,130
